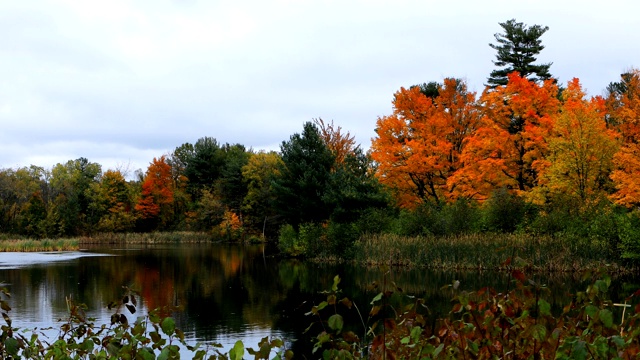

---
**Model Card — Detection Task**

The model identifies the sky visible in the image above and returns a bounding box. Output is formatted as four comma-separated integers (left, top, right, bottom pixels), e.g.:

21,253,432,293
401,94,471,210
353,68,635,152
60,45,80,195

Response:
1,0,639,177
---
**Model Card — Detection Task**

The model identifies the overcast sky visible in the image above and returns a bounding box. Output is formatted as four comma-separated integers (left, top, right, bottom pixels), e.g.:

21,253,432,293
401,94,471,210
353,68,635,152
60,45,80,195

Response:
1,0,638,176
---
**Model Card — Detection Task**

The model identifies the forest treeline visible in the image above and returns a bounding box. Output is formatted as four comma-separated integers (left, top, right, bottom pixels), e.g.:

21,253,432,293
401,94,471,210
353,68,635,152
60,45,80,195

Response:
1,70,639,259
2,20,640,262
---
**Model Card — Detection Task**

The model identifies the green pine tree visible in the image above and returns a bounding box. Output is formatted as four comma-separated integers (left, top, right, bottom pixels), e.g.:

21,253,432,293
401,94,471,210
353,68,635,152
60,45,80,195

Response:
487,19,553,87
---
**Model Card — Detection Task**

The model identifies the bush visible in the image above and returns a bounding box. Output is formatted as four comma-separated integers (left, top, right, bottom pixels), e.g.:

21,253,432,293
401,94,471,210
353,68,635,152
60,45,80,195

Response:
326,221,359,259
277,224,304,257
482,188,527,232
277,223,326,257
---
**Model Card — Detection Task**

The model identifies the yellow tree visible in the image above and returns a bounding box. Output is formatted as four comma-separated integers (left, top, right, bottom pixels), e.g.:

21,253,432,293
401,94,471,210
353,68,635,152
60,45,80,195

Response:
450,72,560,200
540,78,619,203
371,78,480,207
607,69,640,207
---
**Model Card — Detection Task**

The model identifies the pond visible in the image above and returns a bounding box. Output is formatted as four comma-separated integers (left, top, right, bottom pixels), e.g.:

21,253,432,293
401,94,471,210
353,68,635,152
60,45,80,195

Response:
1,243,638,357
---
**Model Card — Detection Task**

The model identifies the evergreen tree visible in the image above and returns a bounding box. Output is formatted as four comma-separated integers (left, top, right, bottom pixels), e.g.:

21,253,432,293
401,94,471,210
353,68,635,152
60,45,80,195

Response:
272,122,335,229
487,19,553,87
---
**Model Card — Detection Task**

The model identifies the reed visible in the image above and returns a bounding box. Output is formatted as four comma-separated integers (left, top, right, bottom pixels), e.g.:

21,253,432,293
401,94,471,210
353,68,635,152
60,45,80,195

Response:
78,231,215,245
352,232,621,272
0,238,79,252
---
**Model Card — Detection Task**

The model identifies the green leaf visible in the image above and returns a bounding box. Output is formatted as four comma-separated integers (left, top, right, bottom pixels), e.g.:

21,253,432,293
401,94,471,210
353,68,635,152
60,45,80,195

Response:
371,292,383,305
410,326,422,343
530,324,547,342
433,343,444,357
332,275,341,292
328,314,344,333
466,338,479,355
4,337,18,357
316,301,328,311
400,336,410,345
229,340,244,360
138,347,156,360
585,305,598,318
537,299,551,316
599,309,614,328
161,317,175,336
572,340,587,360
158,347,170,360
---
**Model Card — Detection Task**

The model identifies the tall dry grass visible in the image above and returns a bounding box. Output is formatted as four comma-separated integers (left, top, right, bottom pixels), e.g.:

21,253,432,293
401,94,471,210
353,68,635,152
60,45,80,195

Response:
0,238,79,252
353,233,620,272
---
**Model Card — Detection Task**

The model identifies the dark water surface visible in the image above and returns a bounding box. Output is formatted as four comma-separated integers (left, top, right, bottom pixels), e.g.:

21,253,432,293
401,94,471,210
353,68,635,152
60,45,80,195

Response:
1,244,638,357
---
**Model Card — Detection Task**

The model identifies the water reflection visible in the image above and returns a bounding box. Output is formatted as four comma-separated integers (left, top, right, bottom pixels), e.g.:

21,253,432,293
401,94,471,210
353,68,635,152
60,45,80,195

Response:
1,244,638,357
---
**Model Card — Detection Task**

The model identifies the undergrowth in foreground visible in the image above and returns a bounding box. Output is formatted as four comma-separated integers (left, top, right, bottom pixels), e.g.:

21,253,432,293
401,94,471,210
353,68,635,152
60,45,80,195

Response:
1,261,640,359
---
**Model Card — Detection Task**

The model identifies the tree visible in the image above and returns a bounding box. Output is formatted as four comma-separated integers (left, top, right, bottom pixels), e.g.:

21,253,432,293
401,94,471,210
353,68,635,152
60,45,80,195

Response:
539,79,619,203
371,78,481,207
184,137,225,197
312,118,356,165
48,158,102,236
272,122,335,228
88,169,135,232
451,73,560,201
216,144,250,213
135,156,175,230
608,69,640,206
323,147,389,224
487,19,553,87
241,151,283,236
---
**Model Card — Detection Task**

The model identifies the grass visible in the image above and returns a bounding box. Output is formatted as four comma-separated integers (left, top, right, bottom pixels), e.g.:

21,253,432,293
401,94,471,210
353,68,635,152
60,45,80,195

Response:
0,238,79,252
352,232,624,272
77,231,215,245
0,231,215,251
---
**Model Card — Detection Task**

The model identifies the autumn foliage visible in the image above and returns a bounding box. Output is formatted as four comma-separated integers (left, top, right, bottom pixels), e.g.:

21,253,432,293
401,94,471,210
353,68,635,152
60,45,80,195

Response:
135,156,175,227
609,69,640,207
371,71,640,211
371,78,480,207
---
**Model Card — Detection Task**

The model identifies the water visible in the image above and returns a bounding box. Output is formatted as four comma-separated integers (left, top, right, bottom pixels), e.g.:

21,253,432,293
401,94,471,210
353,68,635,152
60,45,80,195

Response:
1,244,638,358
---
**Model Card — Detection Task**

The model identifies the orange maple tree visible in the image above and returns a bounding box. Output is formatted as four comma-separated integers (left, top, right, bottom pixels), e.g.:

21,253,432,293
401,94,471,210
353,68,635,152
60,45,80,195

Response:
608,69,640,207
135,156,175,227
449,72,560,201
371,78,481,207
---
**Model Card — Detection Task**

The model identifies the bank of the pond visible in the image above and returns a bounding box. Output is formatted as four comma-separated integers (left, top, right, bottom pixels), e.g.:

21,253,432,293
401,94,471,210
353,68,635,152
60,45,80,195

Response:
0,238,79,252
349,232,631,273
77,231,217,245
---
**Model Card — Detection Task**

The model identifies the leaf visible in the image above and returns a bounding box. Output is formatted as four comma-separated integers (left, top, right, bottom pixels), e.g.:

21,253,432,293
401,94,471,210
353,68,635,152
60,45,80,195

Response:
1,301,11,312
537,299,551,316
138,347,156,360
161,317,175,336
512,270,526,282
599,309,614,328
339,297,352,309
530,324,547,341
433,343,444,357
317,301,328,311
229,340,245,360
126,304,136,314
328,314,343,333
571,340,587,360
371,292,383,305
332,275,341,292
4,337,18,357
585,305,598,318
